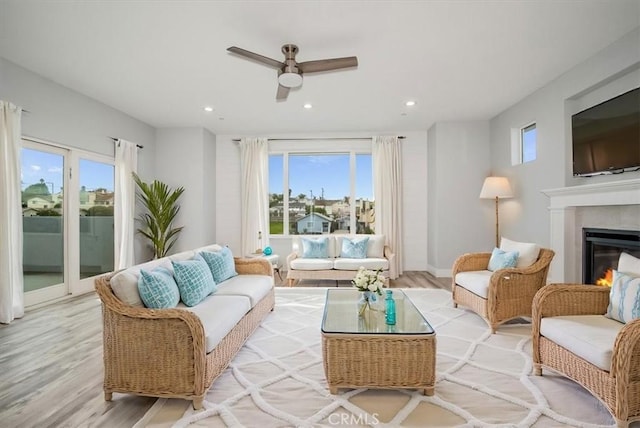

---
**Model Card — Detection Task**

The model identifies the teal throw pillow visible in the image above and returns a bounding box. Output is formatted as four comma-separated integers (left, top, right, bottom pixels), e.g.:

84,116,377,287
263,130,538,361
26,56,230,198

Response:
341,237,369,259
138,267,180,309
301,237,329,258
487,247,519,272
606,270,640,324
172,254,217,307
200,247,238,283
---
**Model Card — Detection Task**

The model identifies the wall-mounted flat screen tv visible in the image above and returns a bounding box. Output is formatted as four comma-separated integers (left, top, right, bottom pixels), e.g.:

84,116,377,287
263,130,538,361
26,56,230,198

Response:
572,87,640,176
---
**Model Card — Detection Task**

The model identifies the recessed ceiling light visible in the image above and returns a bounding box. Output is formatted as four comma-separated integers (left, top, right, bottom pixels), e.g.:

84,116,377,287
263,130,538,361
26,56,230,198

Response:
204,106,214,112
405,101,416,107
303,103,313,109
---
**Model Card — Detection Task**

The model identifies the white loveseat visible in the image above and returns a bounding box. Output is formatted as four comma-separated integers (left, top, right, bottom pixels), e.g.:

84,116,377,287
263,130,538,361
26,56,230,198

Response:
94,244,274,409
286,234,396,286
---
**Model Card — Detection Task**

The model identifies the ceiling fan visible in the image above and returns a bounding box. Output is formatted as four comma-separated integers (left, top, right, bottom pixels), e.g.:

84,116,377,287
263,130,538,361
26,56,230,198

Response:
226,44,358,101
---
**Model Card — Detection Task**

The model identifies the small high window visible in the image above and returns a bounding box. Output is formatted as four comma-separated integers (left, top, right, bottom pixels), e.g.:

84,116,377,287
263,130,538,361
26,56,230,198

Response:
521,123,537,163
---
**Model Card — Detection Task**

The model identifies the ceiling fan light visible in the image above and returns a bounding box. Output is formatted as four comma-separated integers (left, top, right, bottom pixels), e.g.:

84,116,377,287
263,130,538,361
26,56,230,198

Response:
278,72,303,88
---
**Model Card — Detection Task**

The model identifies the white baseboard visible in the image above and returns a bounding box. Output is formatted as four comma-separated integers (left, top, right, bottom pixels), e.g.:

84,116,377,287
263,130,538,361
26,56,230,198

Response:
426,264,452,278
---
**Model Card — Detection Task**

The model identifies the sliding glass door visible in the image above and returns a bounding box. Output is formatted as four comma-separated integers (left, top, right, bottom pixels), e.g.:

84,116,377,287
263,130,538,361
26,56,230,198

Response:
21,139,115,306
21,143,68,305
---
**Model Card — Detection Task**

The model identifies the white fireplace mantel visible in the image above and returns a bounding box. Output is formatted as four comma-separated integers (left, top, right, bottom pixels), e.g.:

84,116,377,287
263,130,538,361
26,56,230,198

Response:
541,178,640,283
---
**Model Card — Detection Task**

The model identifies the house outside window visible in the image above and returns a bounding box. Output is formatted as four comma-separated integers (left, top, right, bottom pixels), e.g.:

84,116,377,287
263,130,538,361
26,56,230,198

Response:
268,151,374,236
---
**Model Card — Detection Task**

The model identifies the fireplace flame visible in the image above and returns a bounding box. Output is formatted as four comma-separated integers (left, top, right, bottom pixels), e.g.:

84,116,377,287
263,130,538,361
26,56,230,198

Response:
596,269,613,287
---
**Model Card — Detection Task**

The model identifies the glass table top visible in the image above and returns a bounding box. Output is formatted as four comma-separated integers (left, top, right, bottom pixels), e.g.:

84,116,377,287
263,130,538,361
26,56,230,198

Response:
321,289,434,335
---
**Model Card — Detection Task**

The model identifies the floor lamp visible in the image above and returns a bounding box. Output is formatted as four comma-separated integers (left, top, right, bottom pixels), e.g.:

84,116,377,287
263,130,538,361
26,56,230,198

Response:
480,177,514,247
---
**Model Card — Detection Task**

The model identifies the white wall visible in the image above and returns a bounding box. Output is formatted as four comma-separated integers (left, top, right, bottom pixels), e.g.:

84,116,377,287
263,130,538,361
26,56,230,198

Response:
426,121,491,276
0,56,157,264
489,27,640,249
214,131,429,271
155,127,216,253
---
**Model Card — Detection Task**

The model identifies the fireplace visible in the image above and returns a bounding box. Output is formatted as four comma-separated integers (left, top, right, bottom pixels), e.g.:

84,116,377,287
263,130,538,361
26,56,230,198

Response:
582,228,640,284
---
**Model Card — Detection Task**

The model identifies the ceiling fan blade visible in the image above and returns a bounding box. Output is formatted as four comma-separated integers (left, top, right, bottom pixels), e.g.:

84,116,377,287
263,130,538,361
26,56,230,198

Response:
298,56,358,73
276,84,290,100
227,46,284,69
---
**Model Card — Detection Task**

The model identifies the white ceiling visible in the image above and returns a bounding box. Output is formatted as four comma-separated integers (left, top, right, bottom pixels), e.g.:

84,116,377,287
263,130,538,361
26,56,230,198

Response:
1,1,638,135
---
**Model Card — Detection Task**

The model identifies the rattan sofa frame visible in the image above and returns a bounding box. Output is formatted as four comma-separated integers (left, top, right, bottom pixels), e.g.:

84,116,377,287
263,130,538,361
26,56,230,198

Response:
94,258,275,410
532,284,640,428
452,248,555,333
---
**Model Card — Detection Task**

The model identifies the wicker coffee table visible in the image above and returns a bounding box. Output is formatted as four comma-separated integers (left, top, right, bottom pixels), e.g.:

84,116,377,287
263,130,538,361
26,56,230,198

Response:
321,289,436,395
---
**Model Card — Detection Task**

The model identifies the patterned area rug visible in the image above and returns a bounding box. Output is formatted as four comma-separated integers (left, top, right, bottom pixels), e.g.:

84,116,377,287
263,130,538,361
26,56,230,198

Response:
138,287,622,428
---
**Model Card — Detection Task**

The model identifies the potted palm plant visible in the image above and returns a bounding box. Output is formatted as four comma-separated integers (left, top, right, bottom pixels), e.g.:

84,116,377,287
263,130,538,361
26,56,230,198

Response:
133,173,185,259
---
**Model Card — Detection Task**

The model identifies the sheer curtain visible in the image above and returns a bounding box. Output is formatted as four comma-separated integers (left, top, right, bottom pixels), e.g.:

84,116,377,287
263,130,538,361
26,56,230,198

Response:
0,101,24,324
239,137,270,256
373,135,403,279
114,139,138,269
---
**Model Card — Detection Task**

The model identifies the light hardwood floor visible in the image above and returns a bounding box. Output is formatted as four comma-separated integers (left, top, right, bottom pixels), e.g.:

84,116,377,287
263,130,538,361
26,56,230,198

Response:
0,271,450,428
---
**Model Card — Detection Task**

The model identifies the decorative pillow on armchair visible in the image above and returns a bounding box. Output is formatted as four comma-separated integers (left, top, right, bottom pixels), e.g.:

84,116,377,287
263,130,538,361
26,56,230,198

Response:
606,270,640,323
500,237,540,268
487,247,519,272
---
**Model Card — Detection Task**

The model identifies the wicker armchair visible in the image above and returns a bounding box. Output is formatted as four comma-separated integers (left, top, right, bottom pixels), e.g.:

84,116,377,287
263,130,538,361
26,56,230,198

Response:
532,284,640,427
452,248,554,333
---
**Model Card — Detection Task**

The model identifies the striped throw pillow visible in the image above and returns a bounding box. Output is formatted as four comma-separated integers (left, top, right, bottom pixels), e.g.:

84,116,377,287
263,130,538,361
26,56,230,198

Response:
606,270,640,324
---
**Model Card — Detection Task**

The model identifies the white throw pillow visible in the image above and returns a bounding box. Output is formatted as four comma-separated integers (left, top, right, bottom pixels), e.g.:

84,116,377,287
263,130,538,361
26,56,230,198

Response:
500,237,540,268
619,252,640,277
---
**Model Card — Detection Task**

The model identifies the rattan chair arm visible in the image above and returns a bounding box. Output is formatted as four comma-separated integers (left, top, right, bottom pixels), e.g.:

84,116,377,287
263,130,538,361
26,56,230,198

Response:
452,252,491,275
532,284,610,321
234,257,272,276
611,319,640,381
286,252,298,270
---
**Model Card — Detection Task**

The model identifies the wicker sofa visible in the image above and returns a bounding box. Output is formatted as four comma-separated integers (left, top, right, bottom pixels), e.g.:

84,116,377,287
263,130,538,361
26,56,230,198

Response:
94,244,275,409
286,234,396,286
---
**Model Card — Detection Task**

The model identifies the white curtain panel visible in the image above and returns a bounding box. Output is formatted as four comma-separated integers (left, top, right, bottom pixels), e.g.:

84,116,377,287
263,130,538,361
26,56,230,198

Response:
373,135,403,279
114,139,138,269
239,137,270,256
0,101,24,324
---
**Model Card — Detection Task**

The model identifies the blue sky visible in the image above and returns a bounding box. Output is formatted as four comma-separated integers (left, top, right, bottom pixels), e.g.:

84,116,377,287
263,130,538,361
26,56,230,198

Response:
269,154,373,200
21,148,114,193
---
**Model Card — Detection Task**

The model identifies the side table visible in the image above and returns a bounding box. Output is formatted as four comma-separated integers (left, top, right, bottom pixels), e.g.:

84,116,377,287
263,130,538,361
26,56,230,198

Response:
246,253,282,281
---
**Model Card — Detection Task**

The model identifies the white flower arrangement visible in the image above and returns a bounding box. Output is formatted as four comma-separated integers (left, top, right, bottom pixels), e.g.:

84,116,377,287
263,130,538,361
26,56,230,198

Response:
351,267,385,295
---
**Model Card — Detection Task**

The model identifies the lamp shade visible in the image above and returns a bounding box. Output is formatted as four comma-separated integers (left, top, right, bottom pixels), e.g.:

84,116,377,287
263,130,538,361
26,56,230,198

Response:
479,177,514,199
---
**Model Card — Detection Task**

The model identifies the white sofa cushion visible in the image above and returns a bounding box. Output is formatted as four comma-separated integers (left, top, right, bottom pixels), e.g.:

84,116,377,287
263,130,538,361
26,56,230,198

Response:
454,270,493,299
333,258,389,271
500,237,540,268
181,294,251,353
540,315,623,371
289,258,334,270
215,274,274,306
